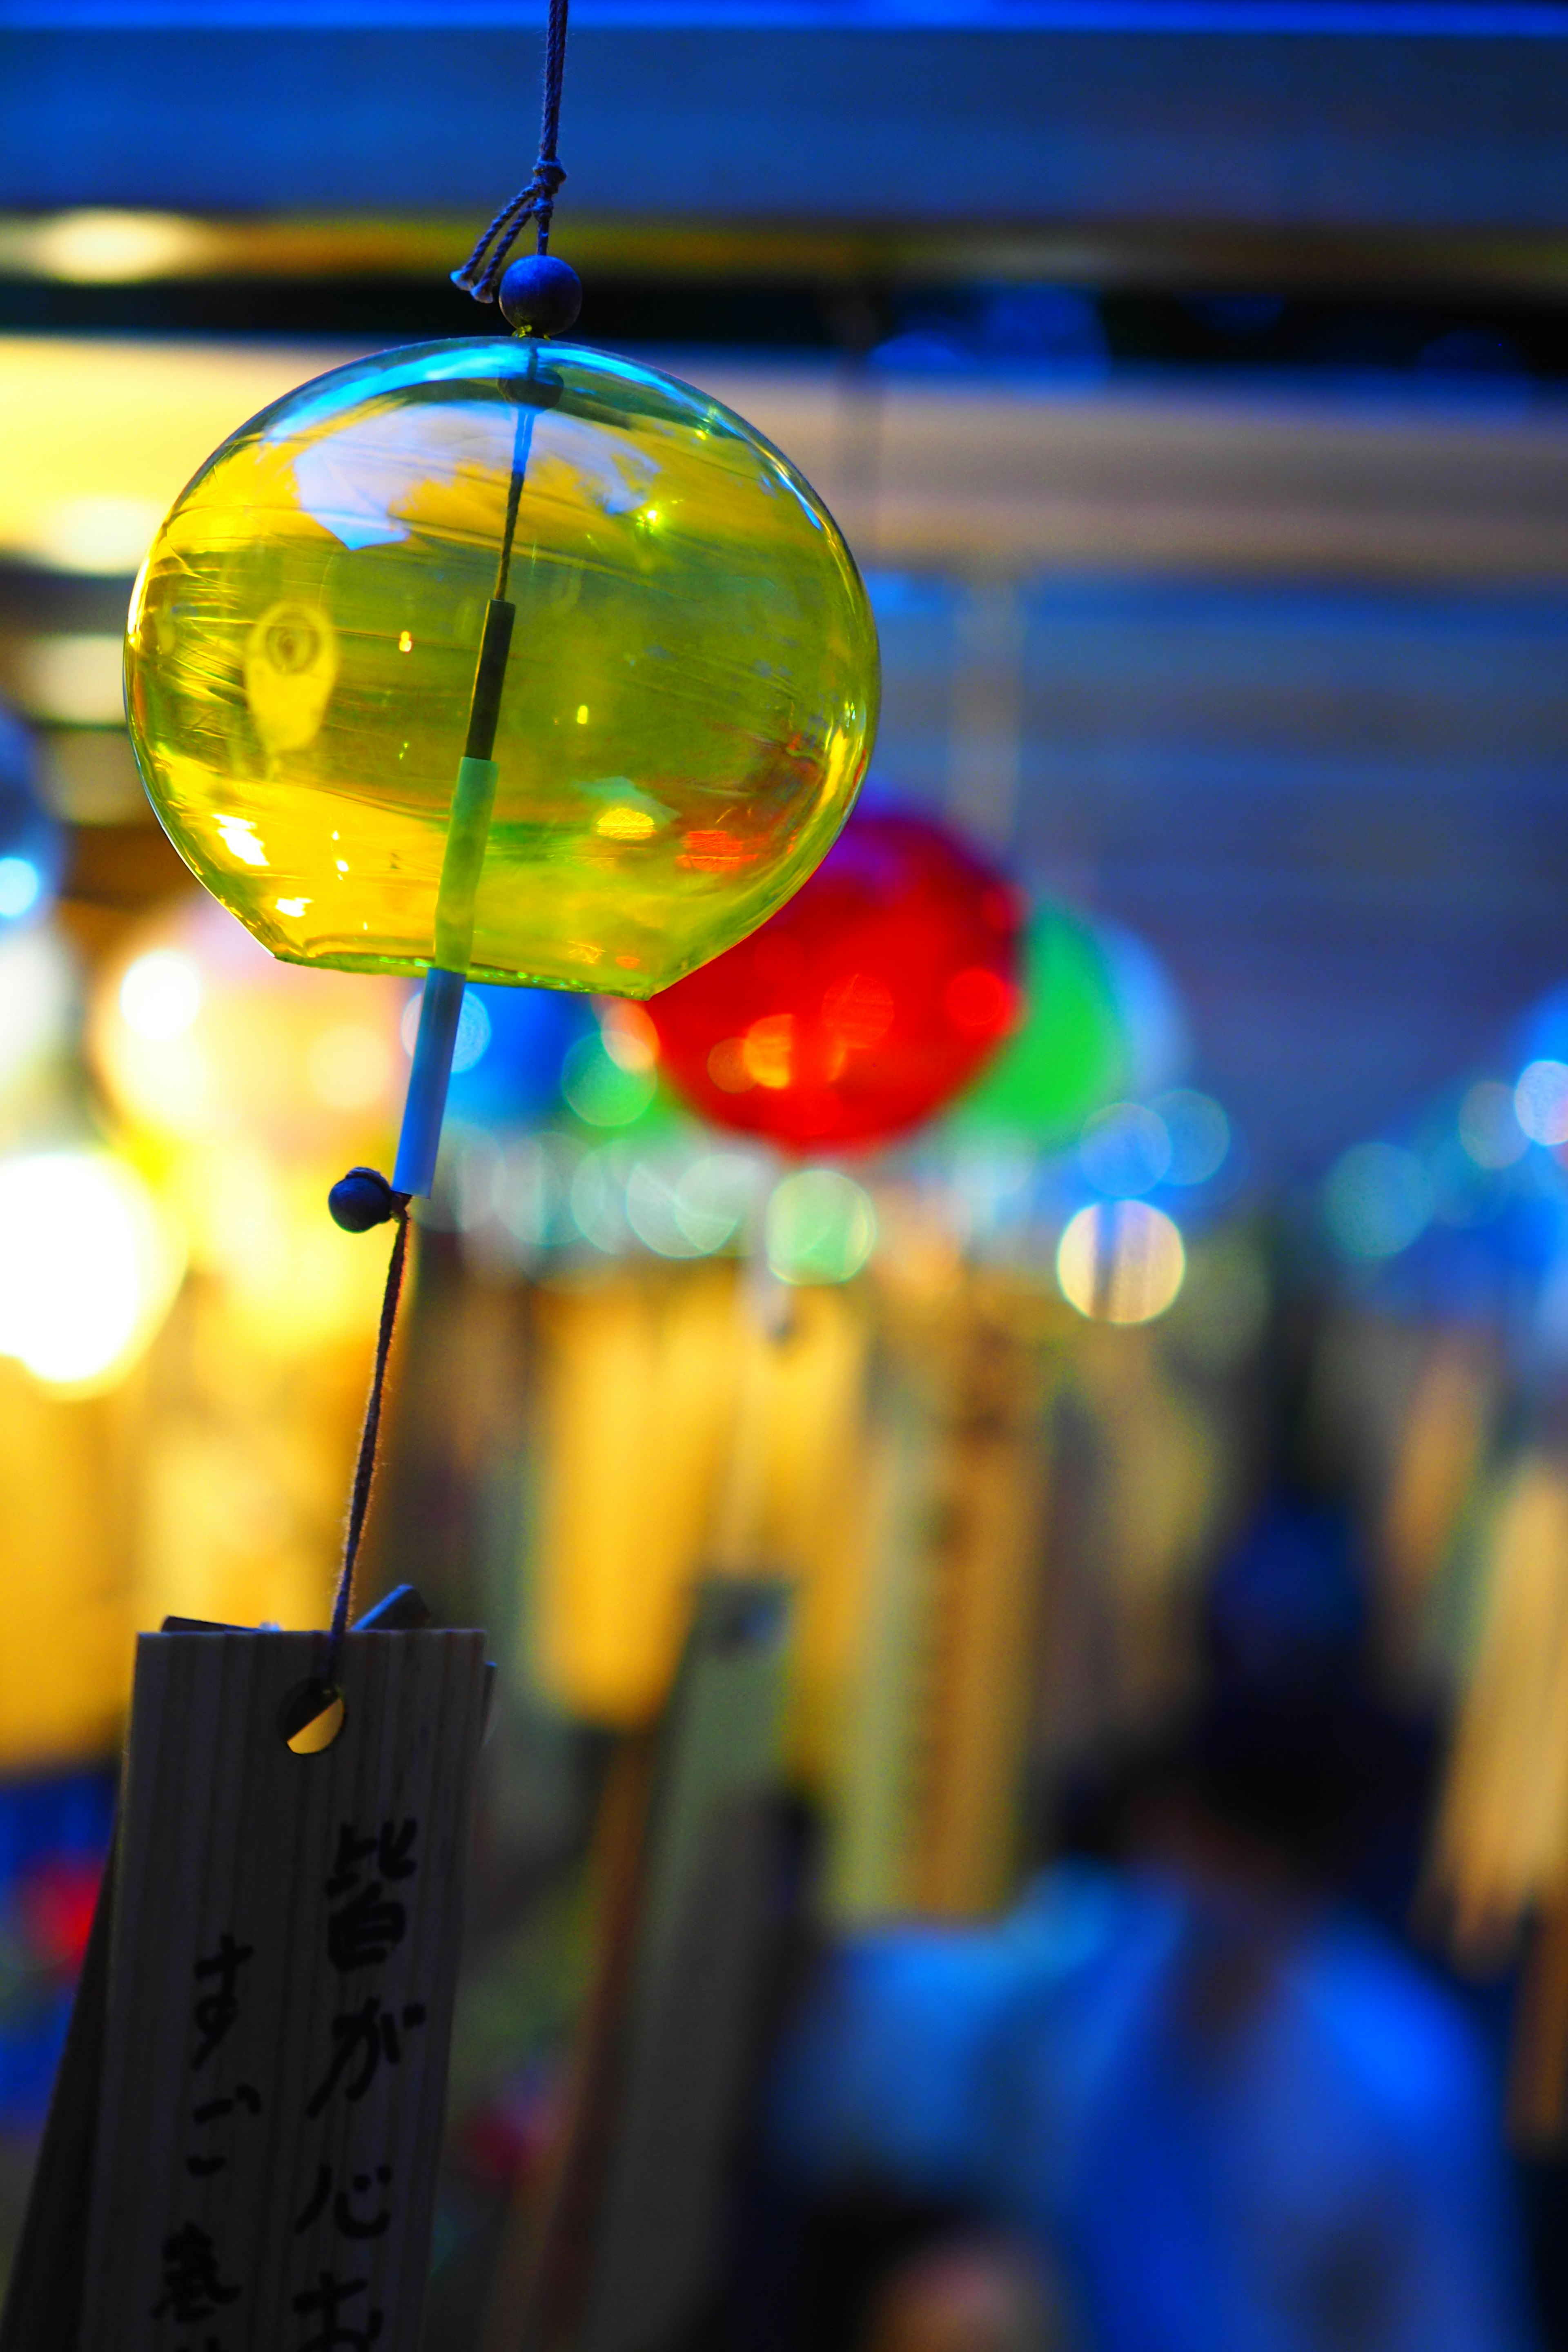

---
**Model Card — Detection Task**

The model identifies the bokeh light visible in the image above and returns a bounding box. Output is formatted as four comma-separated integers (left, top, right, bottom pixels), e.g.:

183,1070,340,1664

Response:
91,895,405,1158
947,905,1128,1151
0,860,41,921
0,1149,183,1390
1098,921,1191,1097
1056,1200,1186,1324
1515,1060,1568,1147
419,1119,507,1236
1459,1079,1527,1169
624,1151,761,1260
561,1024,659,1129
119,949,201,1042
570,1145,634,1252
766,1169,877,1285
1322,1141,1433,1260
307,1022,396,1114
443,984,594,1129
0,708,62,938
493,1134,572,1250
0,927,74,1096
1426,1131,1501,1229
1154,1088,1232,1185
401,986,491,1077
1079,1102,1171,1197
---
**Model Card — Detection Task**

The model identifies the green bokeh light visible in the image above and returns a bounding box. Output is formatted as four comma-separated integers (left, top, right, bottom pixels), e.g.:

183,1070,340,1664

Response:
947,907,1129,1150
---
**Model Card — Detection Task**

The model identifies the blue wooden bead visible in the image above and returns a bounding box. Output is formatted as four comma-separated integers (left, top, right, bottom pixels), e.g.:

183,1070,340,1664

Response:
499,254,582,337
329,1167,394,1232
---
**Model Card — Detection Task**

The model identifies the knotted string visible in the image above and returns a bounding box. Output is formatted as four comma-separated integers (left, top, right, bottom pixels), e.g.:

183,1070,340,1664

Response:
452,0,571,302
325,1196,411,1684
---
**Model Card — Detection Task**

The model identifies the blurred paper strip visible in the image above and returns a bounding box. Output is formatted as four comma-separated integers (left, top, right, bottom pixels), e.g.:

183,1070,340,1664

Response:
1430,1454,1568,1967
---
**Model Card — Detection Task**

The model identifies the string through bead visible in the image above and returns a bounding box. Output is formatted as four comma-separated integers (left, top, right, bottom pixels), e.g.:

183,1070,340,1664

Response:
452,0,571,304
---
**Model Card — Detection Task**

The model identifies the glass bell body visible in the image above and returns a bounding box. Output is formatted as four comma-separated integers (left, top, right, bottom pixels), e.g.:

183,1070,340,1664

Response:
125,339,879,998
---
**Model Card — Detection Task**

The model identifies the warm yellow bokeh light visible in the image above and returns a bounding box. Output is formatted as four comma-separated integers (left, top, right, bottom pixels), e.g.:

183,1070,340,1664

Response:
305,1022,395,1113
1056,1200,1186,1325
4,210,220,285
0,1148,183,1391
0,925,75,1098
91,892,405,1159
120,947,202,1040
0,336,354,572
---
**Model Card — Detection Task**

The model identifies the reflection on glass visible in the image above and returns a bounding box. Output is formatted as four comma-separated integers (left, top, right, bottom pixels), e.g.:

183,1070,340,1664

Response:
126,339,878,997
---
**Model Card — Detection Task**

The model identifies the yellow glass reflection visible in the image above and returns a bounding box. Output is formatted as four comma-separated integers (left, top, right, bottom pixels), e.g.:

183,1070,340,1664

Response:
125,339,878,997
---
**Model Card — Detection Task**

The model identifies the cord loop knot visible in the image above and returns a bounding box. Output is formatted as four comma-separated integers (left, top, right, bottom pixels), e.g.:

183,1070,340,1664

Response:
452,0,572,305
451,157,570,303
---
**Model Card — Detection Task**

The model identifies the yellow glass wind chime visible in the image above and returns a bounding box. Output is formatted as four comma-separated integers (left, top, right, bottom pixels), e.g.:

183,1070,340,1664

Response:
123,5,879,1654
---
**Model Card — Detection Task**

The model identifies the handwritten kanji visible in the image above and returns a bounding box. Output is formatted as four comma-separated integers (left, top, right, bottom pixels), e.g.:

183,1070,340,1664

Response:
185,2085,263,2178
326,1882,406,1974
305,1996,427,2118
191,1934,255,2069
291,2269,384,2350
151,2223,241,2323
324,1820,417,1898
293,2163,394,2240
194,2087,262,2124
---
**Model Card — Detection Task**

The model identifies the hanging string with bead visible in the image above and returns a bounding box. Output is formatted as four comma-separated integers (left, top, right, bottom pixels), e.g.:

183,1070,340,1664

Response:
323,0,583,1669
450,0,583,337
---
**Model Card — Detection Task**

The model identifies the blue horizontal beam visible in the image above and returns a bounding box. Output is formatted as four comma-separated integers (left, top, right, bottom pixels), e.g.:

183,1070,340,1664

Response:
2,12,1567,225
4,2,1568,26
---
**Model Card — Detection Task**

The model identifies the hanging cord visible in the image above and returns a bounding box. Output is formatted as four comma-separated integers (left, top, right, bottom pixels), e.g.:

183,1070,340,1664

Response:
320,4,572,1679
452,0,571,303
324,1195,412,1684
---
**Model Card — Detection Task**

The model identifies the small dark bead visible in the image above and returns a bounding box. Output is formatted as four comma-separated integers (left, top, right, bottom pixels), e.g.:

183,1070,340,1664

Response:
499,254,582,338
329,1167,394,1233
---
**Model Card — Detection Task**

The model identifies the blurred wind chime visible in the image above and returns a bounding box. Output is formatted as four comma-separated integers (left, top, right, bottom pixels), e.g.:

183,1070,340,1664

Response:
1423,1407,1568,2148
642,796,1053,1922
1315,1026,1568,2150
492,793,1040,2352
0,7,880,2348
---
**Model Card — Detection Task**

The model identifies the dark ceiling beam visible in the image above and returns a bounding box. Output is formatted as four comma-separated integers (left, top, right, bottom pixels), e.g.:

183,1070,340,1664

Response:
2,16,1567,248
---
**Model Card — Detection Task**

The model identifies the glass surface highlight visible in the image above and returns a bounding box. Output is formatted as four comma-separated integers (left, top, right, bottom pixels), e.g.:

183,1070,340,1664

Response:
125,339,879,998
